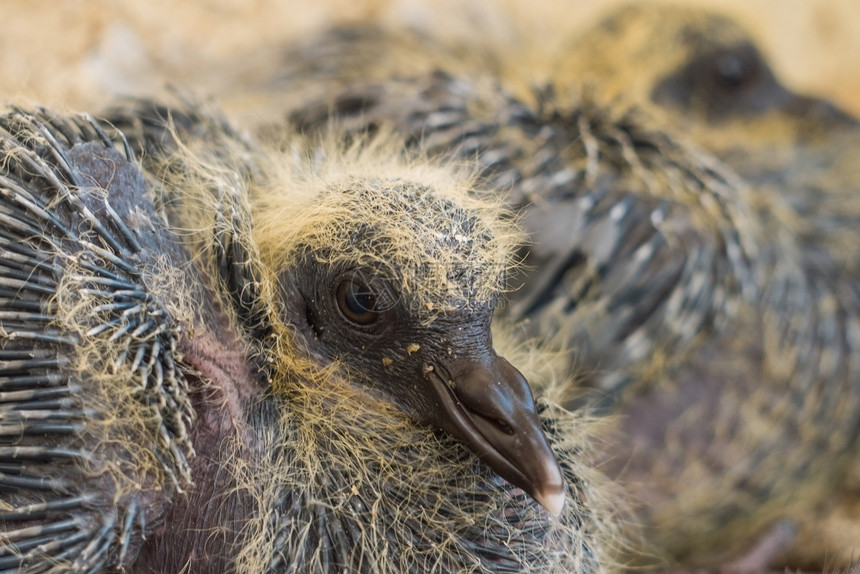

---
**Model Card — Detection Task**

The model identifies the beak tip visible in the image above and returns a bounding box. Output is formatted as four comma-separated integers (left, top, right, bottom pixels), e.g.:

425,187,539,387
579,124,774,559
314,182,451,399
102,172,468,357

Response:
534,486,565,517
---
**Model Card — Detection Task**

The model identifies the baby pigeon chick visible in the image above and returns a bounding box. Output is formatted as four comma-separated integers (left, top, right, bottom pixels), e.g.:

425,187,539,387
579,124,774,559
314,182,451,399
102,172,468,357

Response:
558,3,858,141
557,3,860,279
274,66,860,569
0,104,616,572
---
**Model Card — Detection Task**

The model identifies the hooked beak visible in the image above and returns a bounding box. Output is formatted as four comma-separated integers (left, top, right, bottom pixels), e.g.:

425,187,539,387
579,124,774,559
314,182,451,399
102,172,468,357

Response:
423,352,565,516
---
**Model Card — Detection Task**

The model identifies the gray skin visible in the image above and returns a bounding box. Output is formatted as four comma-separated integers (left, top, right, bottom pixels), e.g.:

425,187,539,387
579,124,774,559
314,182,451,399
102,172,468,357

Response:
277,255,562,508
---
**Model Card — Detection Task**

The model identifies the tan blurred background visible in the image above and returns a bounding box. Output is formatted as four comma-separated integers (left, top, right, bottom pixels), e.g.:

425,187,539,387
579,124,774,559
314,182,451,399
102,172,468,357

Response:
2,0,859,115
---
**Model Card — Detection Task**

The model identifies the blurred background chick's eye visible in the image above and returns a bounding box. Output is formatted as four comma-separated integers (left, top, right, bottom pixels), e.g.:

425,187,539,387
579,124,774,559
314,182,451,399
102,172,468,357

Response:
713,47,758,91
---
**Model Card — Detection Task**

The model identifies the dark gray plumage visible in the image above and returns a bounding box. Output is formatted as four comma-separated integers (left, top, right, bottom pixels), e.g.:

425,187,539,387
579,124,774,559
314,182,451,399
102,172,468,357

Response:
0,109,197,571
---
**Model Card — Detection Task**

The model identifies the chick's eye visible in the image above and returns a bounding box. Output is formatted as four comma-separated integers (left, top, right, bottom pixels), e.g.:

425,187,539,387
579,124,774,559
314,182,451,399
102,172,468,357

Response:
713,49,757,90
336,280,379,325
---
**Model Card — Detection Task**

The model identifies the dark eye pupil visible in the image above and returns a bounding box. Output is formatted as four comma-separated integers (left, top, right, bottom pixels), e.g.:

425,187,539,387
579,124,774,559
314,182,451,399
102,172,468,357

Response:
337,280,379,325
346,287,374,314
716,53,750,88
